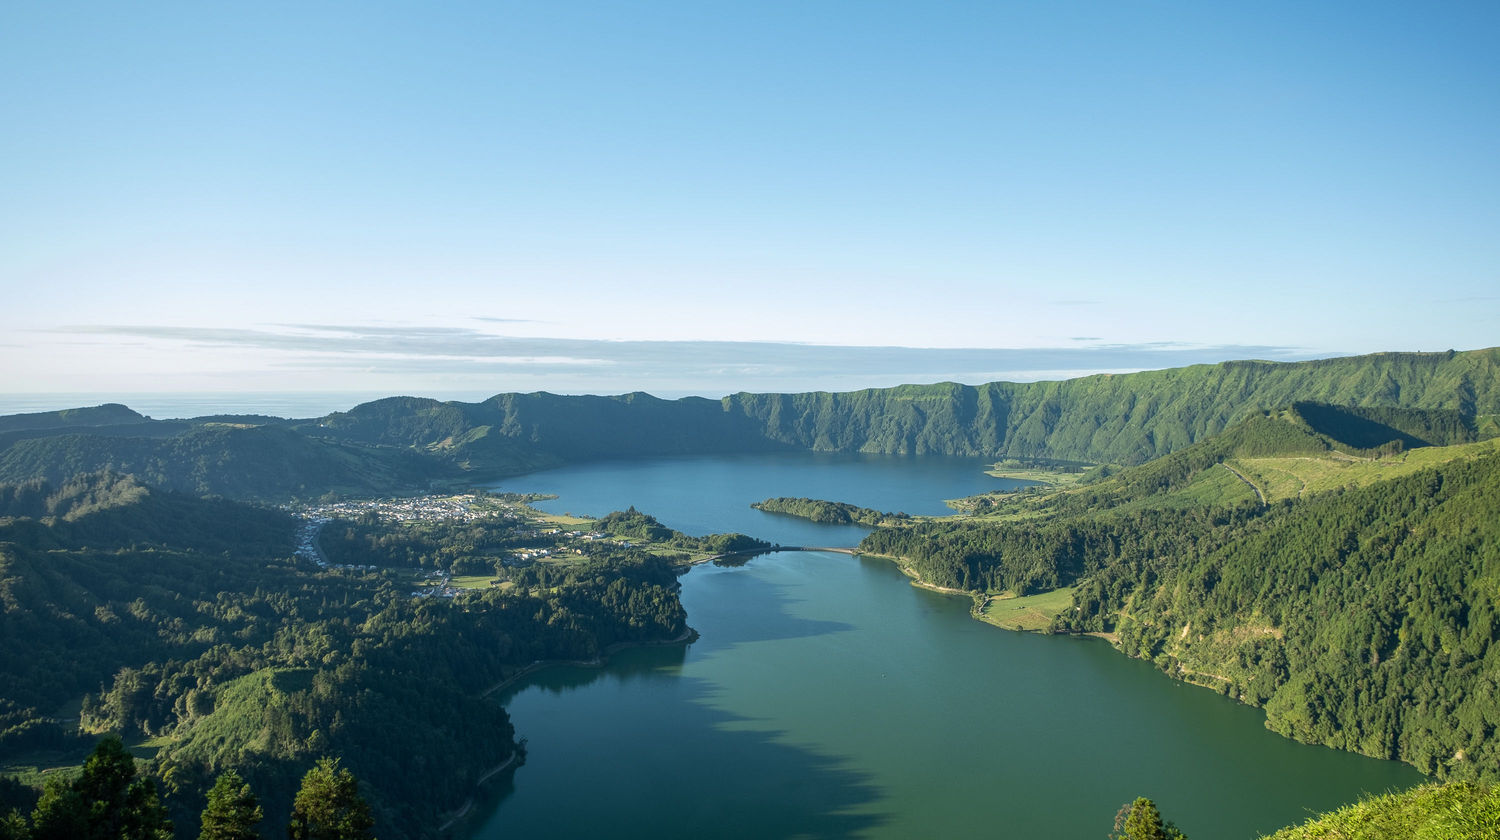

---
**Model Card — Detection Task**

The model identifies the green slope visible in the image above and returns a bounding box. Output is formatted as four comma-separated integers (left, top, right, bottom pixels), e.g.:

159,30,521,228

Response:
1258,781,1500,840
858,407,1500,781
0,424,451,501
303,347,1500,470
724,348,1500,463
1058,449,1500,779
0,404,146,435
0,472,692,839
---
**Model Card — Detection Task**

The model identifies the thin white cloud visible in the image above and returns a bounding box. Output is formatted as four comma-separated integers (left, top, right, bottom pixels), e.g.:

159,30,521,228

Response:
49,323,1317,393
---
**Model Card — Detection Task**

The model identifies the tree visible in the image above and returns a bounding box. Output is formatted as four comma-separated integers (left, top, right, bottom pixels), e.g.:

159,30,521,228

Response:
0,809,28,840
1112,797,1188,840
29,735,171,840
27,776,86,840
287,758,374,840
198,770,262,840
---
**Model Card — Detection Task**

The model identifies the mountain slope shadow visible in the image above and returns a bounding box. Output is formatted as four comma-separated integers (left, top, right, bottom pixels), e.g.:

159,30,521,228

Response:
480,652,888,839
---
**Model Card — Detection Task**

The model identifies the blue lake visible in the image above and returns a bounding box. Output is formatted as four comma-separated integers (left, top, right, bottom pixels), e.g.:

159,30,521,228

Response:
478,454,1421,839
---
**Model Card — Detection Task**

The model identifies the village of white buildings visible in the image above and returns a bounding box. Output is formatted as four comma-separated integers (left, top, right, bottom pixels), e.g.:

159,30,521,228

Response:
286,493,613,598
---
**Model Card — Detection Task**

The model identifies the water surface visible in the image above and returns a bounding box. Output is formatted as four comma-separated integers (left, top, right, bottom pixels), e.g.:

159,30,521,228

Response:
478,455,1421,839
504,451,1022,546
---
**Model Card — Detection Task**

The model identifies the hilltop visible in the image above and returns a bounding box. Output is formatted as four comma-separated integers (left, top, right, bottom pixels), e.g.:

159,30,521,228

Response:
1,347,1497,501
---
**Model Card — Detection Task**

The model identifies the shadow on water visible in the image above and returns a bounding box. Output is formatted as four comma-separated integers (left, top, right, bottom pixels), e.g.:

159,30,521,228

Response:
681,556,855,655
477,652,889,839
506,642,690,699
493,559,851,704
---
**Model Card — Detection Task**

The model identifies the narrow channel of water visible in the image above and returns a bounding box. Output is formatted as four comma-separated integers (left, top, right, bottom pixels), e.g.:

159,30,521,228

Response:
476,454,1422,839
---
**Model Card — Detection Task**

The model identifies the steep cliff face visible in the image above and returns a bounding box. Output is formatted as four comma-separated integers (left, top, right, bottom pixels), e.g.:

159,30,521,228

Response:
723,348,1500,463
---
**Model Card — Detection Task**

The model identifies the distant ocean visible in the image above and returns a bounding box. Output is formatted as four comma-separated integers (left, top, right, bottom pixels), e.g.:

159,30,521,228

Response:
0,392,501,420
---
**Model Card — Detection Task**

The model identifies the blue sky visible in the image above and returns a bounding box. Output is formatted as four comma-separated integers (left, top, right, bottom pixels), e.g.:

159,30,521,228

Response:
3,1,1497,404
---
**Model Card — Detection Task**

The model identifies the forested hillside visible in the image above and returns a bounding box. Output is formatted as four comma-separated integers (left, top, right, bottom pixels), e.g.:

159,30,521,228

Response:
751,497,907,527
0,424,449,500
723,348,1500,463
0,404,145,435
857,406,1500,782
3,348,1496,502
0,474,690,839
315,348,1500,469
1056,450,1500,780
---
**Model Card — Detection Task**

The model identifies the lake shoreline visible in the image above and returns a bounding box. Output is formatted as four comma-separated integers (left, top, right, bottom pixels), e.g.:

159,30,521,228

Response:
473,455,1424,838
437,753,518,833
481,625,699,699
445,625,699,836
858,549,1004,621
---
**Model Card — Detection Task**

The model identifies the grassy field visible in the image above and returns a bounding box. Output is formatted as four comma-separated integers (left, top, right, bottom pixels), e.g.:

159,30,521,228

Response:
403,571,498,590
980,586,1076,631
1139,464,1259,509
535,511,595,527
983,463,1088,488
1231,437,1500,503
448,574,497,590
1,752,84,787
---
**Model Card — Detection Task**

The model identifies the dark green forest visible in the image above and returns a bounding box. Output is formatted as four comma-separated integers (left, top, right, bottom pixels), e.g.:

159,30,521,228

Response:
750,497,907,527
859,406,1500,782
591,507,770,554
1055,452,1500,779
0,475,688,839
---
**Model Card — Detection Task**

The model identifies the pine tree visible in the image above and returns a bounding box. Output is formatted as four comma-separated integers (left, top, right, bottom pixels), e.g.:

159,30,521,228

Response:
287,758,374,840
29,735,171,840
1112,797,1188,840
198,770,262,840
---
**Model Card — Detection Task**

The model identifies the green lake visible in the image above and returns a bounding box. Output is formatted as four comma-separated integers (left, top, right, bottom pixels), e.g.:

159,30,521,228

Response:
476,454,1422,839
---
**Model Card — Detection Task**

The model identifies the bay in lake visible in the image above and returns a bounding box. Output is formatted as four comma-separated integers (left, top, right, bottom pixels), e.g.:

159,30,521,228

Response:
477,453,1421,839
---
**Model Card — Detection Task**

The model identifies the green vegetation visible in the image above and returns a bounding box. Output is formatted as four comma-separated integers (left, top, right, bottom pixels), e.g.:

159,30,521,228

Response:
1111,797,1189,840
859,405,1500,782
1257,781,1500,840
5,350,1500,836
724,350,1500,463
1228,437,1500,503
0,740,386,840
197,770,261,840
592,507,770,555
26,735,172,840
0,424,448,501
287,758,373,840
0,473,694,839
1056,450,1500,779
980,586,1076,632
984,457,1090,487
750,497,909,527
318,505,535,575
3,349,1497,503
